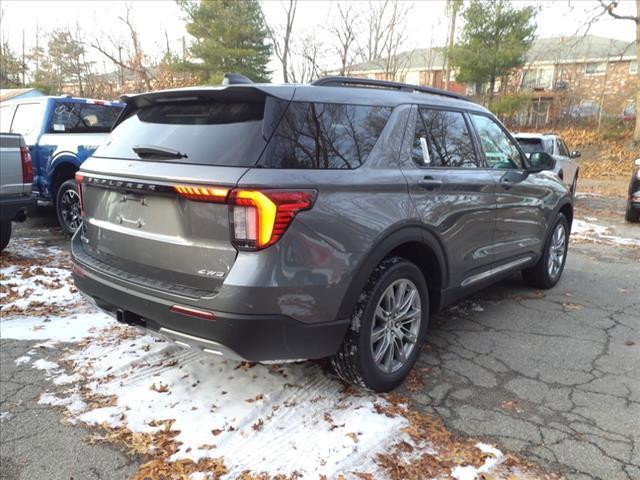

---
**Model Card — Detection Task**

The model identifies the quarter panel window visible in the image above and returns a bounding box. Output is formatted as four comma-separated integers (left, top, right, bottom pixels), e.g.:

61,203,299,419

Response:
418,108,477,168
471,114,523,170
260,102,392,169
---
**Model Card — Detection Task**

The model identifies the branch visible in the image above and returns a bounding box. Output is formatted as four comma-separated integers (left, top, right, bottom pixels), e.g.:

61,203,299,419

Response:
598,0,637,22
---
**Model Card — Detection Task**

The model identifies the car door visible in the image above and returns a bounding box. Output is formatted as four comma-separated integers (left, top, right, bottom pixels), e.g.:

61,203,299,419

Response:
399,106,497,289
469,113,550,267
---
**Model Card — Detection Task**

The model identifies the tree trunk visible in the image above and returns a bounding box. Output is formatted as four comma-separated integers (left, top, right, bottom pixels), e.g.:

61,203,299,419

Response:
444,2,459,91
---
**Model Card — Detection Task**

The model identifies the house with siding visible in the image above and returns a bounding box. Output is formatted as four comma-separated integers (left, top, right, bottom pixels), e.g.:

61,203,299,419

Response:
346,35,636,126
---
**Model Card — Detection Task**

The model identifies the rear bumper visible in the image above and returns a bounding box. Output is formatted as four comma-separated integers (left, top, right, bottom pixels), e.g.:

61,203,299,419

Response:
0,195,36,222
71,239,350,362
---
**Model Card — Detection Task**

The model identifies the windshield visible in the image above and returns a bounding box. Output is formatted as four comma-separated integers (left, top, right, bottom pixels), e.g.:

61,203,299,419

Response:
49,101,122,133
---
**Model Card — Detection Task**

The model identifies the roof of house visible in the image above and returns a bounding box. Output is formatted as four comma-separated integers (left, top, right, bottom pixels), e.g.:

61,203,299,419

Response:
349,35,636,73
0,88,45,102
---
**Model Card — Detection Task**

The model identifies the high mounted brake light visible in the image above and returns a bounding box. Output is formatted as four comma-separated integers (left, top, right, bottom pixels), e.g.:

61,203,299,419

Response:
229,189,317,250
20,147,33,184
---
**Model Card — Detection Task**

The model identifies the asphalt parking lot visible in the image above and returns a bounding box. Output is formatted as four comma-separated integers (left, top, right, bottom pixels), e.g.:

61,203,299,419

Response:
1,195,639,480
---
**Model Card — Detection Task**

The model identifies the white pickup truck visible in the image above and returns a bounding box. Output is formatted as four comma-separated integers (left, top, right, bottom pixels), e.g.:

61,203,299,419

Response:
0,132,36,250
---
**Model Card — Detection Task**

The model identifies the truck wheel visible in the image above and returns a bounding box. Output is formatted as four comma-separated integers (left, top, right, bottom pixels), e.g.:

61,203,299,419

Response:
56,179,82,236
0,221,11,251
331,256,429,392
522,213,569,289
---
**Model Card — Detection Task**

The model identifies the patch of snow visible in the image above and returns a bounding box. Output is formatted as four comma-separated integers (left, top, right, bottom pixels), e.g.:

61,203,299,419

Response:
0,311,114,341
451,443,505,480
39,392,87,416
53,373,82,385
33,358,59,372
572,219,640,247
14,355,31,365
0,412,13,422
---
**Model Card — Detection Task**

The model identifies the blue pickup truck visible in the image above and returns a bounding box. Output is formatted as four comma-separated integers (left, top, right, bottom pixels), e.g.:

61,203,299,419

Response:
0,96,124,234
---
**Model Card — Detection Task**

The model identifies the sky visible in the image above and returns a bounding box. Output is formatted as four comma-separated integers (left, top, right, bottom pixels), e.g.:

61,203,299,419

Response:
0,0,636,82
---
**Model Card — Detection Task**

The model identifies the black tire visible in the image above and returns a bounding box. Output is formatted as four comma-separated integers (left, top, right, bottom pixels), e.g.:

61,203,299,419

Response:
55,179,82,236
522,213,569,289
625,204,640,223
0,221,11,252
331,256,429,392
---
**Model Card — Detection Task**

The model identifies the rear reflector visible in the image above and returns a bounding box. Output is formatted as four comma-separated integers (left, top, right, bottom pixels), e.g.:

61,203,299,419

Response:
20,147,33,184
174,185,229,203
71,263,85,278
169,304,216,321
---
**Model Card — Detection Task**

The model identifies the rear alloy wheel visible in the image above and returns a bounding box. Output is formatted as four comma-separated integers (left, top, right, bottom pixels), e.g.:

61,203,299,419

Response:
0,221,11,251
331,256,429,392
56,179,82,236
522,213,569,289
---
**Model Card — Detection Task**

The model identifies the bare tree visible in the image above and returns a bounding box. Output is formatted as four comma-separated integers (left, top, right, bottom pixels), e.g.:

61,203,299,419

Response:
375,1,410,81
599,0,639,142
444,0,463,90
290,33,326,83
88,2,153,92
267,0,297,83
328,3,360,76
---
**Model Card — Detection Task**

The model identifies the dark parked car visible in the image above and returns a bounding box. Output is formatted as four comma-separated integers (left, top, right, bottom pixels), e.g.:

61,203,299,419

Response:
72,76,573,392
626,159,640,223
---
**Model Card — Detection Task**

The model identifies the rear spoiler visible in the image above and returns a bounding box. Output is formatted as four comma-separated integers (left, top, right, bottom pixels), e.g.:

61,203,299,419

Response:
114,85,296,130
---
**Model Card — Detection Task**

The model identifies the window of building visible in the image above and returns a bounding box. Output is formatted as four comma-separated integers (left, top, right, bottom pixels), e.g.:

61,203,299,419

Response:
630,61,638,75
470,114,523,170
521,66,554,90
585,62,607,75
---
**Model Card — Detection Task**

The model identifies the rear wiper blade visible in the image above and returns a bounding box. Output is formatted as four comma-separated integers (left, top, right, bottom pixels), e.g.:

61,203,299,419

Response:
132,145,188,160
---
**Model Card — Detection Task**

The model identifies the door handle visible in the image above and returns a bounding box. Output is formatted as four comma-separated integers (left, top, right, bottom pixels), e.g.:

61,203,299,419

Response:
418,176,443,190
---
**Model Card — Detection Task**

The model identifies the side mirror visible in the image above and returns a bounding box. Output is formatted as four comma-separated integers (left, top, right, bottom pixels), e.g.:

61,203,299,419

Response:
569,150,581,158
528,151,556,173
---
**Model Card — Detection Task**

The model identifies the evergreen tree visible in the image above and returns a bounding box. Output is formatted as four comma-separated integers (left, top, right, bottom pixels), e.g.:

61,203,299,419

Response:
0,41,23,88
179,0,272,83
449,0,537,102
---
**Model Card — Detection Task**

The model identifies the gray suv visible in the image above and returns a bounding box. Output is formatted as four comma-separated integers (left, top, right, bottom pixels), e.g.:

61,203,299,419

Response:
72,76,573,392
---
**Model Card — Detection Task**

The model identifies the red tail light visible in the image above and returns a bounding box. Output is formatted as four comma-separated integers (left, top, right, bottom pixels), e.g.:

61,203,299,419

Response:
75,172,84,216
20,147,33,184
229,189,317,250
174,185,229,203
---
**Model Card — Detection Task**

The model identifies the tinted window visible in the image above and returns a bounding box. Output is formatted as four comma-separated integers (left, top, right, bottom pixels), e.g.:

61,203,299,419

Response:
418,108,477,168
94,99,269,166
50,102,121,133
471,114,523,169
260,102,392,169
10,103,41,137
0,105,14,132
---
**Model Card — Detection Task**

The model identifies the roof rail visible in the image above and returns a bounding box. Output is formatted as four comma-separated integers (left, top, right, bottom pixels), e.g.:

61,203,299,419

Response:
311,76,469,101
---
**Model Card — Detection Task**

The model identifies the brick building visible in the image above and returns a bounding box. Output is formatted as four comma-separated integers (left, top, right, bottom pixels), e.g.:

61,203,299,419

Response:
347,35,637,127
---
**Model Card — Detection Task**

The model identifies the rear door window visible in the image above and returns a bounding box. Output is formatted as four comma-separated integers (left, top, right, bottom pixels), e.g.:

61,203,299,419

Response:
260,102,392,169
556,138,570,157
416,108,477,168
50,102,122,133
10,103,42,139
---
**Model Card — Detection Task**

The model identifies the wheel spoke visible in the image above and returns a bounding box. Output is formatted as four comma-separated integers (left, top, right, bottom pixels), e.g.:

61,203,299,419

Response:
371,326,386,342
383,335,394,372
374,334,391,364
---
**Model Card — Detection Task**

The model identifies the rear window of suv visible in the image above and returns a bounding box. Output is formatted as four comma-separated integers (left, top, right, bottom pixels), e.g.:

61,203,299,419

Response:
50,102,122,133
94,97,392,169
